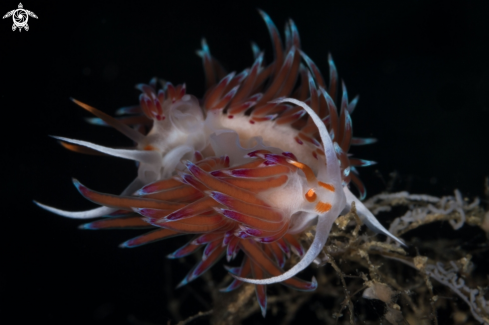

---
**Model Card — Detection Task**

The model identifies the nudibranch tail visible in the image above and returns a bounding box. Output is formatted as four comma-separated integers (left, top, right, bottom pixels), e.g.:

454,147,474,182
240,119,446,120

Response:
33,201,115,219
36,10,404,317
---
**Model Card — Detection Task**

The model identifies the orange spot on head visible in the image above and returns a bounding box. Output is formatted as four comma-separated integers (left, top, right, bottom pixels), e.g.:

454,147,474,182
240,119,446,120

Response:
144,145,156,151
318,181,335,192
315,201,332,213
305,189,317,202
286,160,316,182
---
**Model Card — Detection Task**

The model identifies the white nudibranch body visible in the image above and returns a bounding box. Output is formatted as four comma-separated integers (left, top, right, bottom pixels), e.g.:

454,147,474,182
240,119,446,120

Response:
49,95,404,285
138,94,208,180
36,11,405,317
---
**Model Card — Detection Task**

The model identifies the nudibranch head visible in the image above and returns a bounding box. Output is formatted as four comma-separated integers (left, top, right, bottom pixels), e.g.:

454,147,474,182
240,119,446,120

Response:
36,10,402,317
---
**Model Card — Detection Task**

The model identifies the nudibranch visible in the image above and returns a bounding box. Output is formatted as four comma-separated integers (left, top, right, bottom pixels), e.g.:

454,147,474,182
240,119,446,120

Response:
36,11,403,317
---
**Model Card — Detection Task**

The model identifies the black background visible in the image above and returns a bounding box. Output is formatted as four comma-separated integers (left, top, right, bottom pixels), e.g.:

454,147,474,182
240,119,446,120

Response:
2,0,489,324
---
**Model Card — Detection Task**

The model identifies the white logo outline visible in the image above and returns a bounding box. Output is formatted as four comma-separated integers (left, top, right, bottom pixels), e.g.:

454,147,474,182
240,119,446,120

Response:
3,3,38,32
